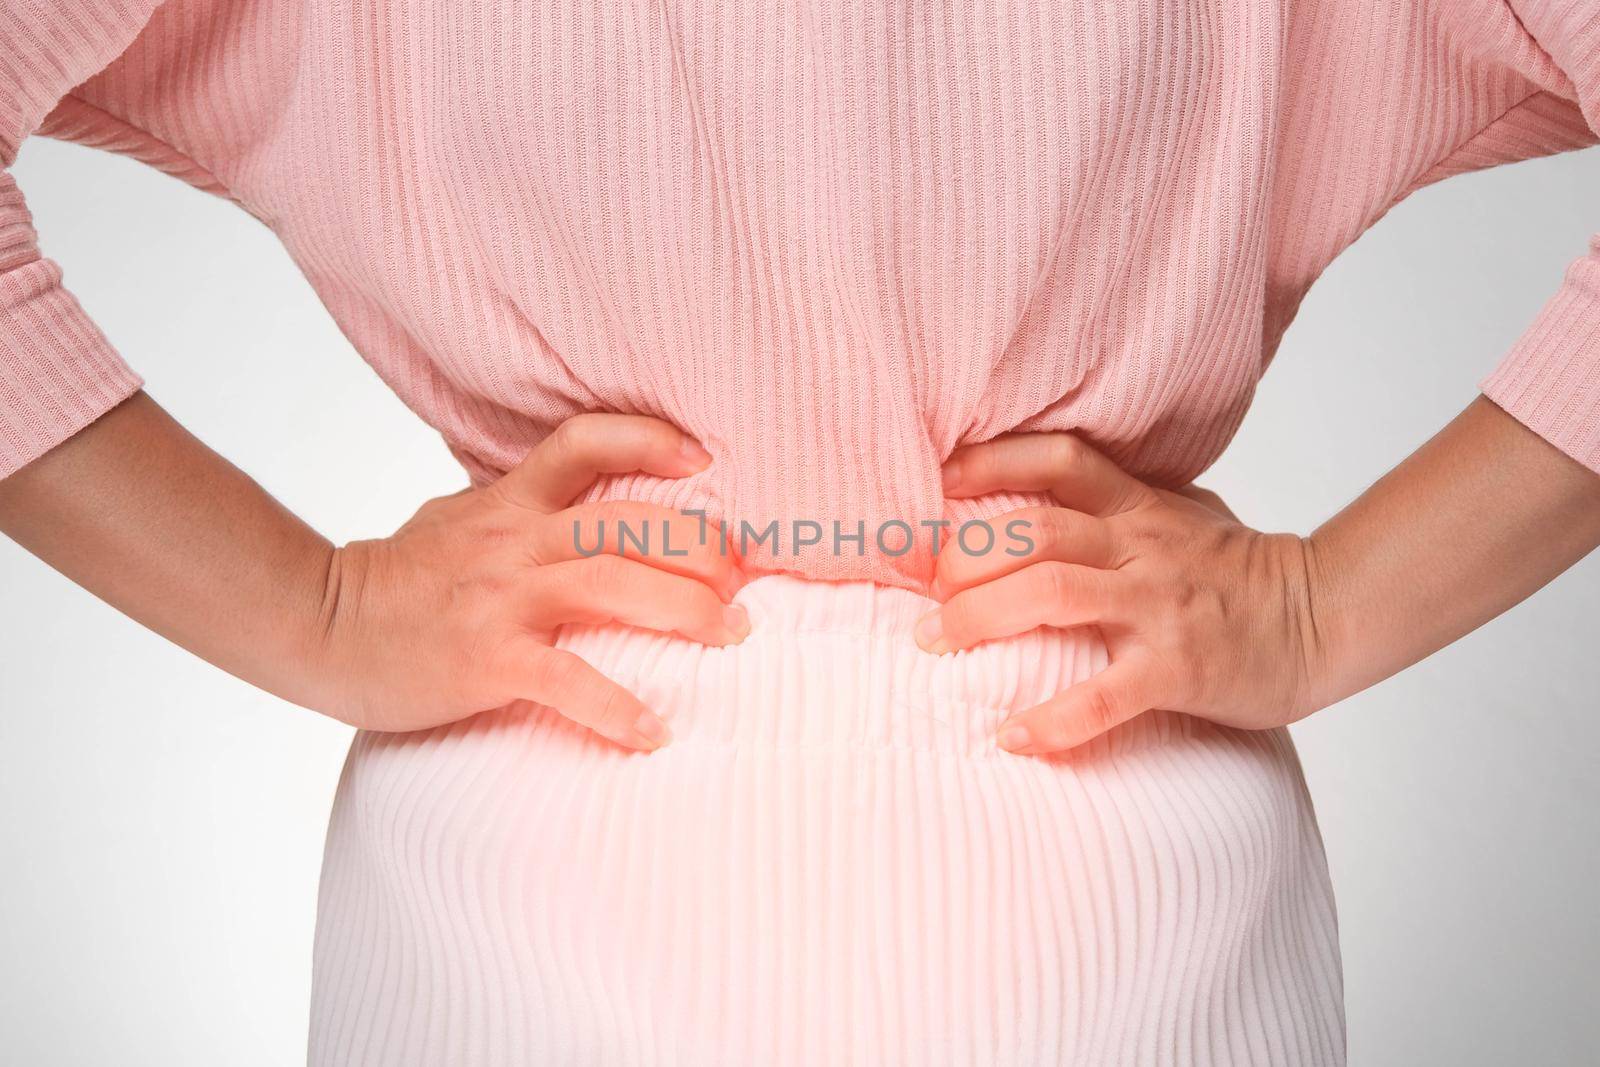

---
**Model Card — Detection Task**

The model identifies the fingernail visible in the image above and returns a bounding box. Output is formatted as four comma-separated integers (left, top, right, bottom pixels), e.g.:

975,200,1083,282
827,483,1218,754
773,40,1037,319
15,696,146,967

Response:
677,436,713,472
723,604,751,642
632,711,672,749
941,459,962,491
996,722,1032,753
914,611,948,654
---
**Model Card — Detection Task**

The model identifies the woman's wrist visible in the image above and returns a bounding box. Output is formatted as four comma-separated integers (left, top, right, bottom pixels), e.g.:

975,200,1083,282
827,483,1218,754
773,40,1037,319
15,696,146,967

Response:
285,537,384,725
1292,528,1360,716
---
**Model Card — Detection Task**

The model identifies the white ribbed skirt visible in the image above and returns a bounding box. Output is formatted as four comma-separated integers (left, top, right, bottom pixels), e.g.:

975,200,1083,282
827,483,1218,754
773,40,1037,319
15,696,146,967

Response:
309,576,1344,1065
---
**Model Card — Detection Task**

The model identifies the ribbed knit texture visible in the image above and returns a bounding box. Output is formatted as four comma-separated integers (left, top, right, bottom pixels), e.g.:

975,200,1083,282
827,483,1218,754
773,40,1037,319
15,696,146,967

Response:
2,4,1596,1062
314,577,1344,1066
2,0,1600,585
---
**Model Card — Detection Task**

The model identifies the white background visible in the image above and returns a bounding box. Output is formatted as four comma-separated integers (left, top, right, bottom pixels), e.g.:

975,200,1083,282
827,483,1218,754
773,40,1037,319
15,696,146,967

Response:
2,134,1597,1065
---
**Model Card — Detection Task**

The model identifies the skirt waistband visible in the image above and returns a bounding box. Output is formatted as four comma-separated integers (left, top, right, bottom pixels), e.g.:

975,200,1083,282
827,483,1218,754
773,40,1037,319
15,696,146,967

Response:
551,574,1192,758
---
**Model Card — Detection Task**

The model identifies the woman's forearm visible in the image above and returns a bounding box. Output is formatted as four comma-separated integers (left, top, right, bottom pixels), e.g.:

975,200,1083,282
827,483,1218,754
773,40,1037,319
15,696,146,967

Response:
0,398,743,740
0,390,340,709
1305,395,1600,709
926,394,1600,753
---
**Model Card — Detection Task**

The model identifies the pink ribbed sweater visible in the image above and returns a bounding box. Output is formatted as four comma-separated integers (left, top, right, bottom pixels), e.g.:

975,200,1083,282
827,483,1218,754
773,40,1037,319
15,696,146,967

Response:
3,1,1600,587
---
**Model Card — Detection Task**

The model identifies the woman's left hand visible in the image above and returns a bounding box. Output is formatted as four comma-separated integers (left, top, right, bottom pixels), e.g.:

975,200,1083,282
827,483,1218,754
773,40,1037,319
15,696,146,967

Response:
918,432,1329,756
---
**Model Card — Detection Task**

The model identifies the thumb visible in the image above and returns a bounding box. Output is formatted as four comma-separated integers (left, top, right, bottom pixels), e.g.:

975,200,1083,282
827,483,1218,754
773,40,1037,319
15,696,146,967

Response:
497,413,711,512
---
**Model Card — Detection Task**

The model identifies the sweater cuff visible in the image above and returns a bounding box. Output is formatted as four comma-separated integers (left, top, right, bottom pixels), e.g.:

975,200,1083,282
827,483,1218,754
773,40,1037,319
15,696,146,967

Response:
1480,248,1600,474
0,255,142,479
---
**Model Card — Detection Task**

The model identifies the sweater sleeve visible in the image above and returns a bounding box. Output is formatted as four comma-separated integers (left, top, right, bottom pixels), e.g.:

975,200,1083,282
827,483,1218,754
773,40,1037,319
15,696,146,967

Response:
0,1,164,479
1477,1,1600,472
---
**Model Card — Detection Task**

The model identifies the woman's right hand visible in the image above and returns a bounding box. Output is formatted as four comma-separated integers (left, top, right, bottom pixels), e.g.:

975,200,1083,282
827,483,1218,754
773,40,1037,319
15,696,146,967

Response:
310,413,746,747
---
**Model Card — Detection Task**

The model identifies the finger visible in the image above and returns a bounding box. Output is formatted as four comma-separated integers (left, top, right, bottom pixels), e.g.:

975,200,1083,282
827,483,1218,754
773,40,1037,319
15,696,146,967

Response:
531,555,752,647
497,413,713,512
994,654,1158,755
504,642,669,751
532,500,743,600
931,506,1115,598
942,433,1151,516
915,562,1123,654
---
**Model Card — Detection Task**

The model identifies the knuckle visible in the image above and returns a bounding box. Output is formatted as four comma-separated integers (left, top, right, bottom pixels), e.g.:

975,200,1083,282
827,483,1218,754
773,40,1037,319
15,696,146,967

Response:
487,624,533,674
618,499,672,525
585,499,631,525
548,417,589,459
1022,510,1055,557
525,560,574,607
532,435,575,480
529,649,581,698
563,412,607,439
1078,684,1120,733
1037,561,1073,605
1046,434,1084,474
545,420,576,454
588,682,635,733
584,554,633,598
1039,509,1079,557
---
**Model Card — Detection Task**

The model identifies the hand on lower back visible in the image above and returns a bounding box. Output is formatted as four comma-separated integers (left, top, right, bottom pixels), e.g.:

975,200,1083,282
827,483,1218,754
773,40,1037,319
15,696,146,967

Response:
919,433,1324,756
315,413,747,746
